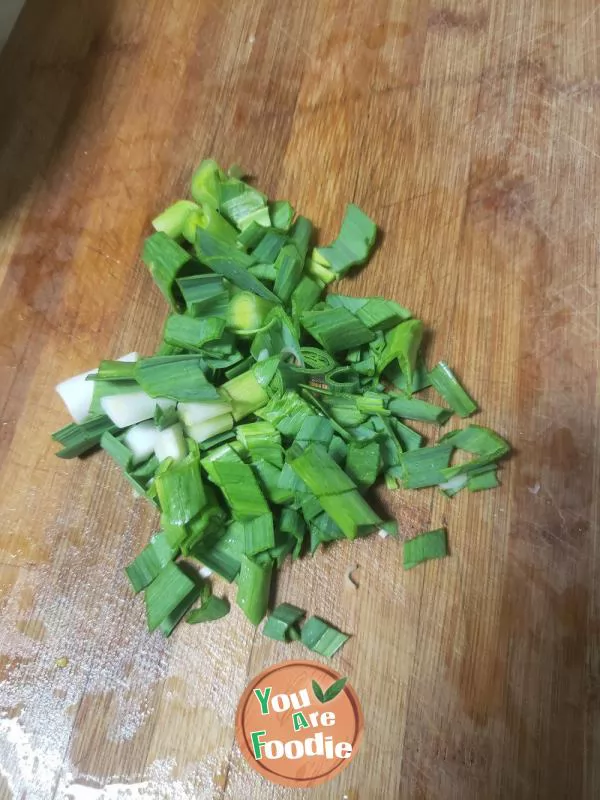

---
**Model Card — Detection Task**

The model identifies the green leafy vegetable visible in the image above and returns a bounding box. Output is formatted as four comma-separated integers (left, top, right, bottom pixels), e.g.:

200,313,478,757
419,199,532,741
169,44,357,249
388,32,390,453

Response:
263,602,305,641
52,415,117,459
187,594,230,624
144,562,198,632
53,157,511,652
142,233,192,311
301,616,350,658
403,528,448,570
236,555,272,625
313,204,377,279
429,361,477,418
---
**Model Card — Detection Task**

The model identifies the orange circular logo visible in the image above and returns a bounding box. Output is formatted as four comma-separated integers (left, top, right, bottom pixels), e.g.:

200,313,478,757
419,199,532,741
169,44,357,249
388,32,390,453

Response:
235,660,363,788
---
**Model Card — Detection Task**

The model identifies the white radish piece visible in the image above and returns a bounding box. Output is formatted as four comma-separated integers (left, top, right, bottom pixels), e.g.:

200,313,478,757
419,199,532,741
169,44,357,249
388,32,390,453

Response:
123,421,159,465
101,393,175,429
178,400,232,427
154,423,187,462
55,351,140,423
186,413,233,443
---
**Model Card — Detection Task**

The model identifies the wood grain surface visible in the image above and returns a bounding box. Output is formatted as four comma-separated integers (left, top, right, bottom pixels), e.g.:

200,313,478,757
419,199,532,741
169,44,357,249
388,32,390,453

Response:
0,1,599,798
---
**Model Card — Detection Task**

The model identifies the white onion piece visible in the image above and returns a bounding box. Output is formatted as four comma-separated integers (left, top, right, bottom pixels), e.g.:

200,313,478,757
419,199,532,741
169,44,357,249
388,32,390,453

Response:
438,474,468,493
198,566,213,579
178,400,232,427
55,351,140,423
186,413,233,443
118,351,140,363
123,421,159,465
55,369,96,423
101,393,174,428
154,424,187,462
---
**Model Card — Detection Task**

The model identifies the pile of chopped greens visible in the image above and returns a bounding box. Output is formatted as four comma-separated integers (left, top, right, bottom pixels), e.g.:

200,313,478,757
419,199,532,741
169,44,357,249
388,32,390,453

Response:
52,159,510,657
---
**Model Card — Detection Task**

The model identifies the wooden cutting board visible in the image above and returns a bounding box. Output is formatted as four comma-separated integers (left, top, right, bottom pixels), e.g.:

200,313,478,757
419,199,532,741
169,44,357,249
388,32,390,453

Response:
0,1,598,797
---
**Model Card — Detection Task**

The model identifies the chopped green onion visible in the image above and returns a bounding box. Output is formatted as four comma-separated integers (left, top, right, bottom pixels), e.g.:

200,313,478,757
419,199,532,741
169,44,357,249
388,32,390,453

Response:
256,390,313,437
53,157,513,648
270,200,294,231
388,395,452,425
154,403,180,430
220,178,270,229
190,159,223,206
154,424,187,462
101,392,175,429
190,536,241,583
291,275,324,320
253,230,287,263
52,414,117,459
227,291,274,333
144,561,198,632
177,274,229,318
243,513,275,556
152,200,200,239
236,220,267,251
203,450,269,518
468,468,499,491
187,413,234,444
301,616,350,658
236,421,282,467
159,580,204,637
403,528,448,570
289,216,313,261
439,424,510,477
195,229,281,304
154,451,206,526
125,532,179,593
182,202,238,246
377,320,424,394
429,361,477,418
313,204,377,279
163,315,228,353
399,444,454,489
101,430,134,470
142,232,191,311
386,356,431,393
137,355,222,402
345,440,380,490
187,594,230,624
273,244,303,303
438,473,468,498
391,419,423,451
302,306,375,353
236,555,272,625
220,369,269,421
263,602,305,641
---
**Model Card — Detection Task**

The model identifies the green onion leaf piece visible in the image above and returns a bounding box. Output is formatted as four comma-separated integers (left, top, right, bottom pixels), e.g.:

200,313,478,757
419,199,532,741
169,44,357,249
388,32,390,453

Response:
187,595,230,624
403,528,448,570
263,602,306,642
142,232,191,311
429,361,478,418
300,616,350,658
377,319,424,394
236,555,273,625
52,415,118,459
313,204,377,279
144,561,198,632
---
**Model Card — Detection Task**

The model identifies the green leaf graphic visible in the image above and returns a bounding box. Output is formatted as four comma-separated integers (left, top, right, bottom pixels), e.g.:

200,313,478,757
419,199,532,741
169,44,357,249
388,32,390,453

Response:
312,676,348,703
323,676,348,702
312,679,326,703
